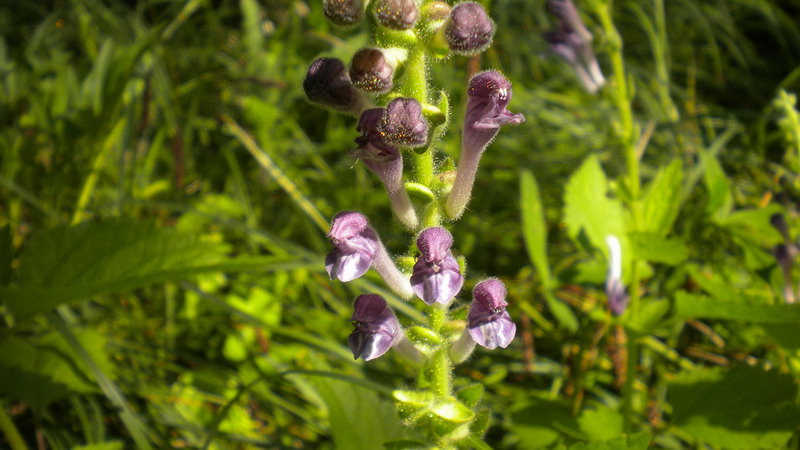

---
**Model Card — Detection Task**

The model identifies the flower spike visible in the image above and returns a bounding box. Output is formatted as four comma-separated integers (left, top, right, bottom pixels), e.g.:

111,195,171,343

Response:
467,278,516,349
445,71,524,219
348,294,402,361
410,227,464,305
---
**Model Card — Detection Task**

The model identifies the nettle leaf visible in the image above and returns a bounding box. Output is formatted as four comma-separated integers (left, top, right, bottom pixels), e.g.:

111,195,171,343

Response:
674,291,800,323
520,170,552,289
315,378,408,450
0,220,291,319
629,232,688,265
641,158,683,236
563,155,626,256
669,366,800,449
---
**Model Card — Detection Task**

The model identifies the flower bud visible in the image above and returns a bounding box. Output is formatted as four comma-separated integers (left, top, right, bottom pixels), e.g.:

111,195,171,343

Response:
373,0,418,30
350,48,406,94
442,2,495,55
378,97,429,148
323,0,365,26
303,57,368,115
410,227,464,305
348,294,402,361
467,278,516,349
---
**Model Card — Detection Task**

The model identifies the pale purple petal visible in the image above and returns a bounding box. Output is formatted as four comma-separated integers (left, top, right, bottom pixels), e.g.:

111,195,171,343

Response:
348,294,401,361
326,212,378,282
410,255,463,305
467,278,516,349
468,312,516,349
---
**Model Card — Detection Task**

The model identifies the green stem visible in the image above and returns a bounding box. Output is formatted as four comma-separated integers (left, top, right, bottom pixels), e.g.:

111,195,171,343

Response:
429,304,451,398
597,0,642,432
0,402,28,450
401,46,435,189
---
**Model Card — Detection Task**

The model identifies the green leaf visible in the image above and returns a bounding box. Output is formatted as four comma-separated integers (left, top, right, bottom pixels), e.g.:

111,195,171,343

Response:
544,292,579,332
628,232,688,265
627,299,670,333
315,378,409,450
674,291,800,323
431,398,474,423
577,406,623,441
520,170,552,289
71,442,124,450
0,329,114,407
405,326,441,346
669,366,800,449
1,220,300,319
641,159,683,236
563,155,626,255
456,384,484,408
568,432,651,450
701,151,733,220
512,396,586,447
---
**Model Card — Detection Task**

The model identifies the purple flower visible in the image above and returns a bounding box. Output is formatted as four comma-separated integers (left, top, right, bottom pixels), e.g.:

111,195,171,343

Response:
467,278,516,349
410,227,464,305
378,97,429,148
373,0,418,30
544,0,605,93
348,294,402,361
605,235,629,316
323,0,365,26
443,2,495,55
353,108,419,229
445,71,524,219
325,211,378,282
303,58,369,115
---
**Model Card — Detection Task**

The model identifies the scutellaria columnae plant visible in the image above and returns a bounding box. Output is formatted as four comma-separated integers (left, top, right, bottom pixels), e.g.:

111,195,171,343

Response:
306,0,523,444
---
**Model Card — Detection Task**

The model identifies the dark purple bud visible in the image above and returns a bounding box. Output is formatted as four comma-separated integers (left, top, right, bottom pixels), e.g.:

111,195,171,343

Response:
354,109,419,229
468,278,516,349
445,71,524,219
304,58,368,115
348,294,402,361
378,98,429,148
350,48,396,94
323,0,364,26
374,0,418,30
605,235,629,316
547,0,593,43
410,227,464,305
443,2,495,55
325,211,379,282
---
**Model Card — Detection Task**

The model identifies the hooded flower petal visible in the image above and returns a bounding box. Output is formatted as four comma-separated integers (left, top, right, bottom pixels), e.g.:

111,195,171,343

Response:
444,2,496,55
468,278,516,349
410,228,464,305
348,294,401,361
303,57,369,115
325,211,379,282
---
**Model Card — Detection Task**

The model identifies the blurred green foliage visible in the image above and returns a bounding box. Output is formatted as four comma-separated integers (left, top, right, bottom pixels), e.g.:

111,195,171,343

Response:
1,0,800,448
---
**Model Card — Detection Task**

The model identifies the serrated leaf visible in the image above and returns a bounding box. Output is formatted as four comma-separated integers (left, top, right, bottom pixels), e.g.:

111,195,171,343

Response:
641,159,683,236
563,156,626,255
674,291,800,323
577,406,623,441
629,232,688,265
520,170,552,289
669,366,800,449
315,378,408,450
1,220,300,319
